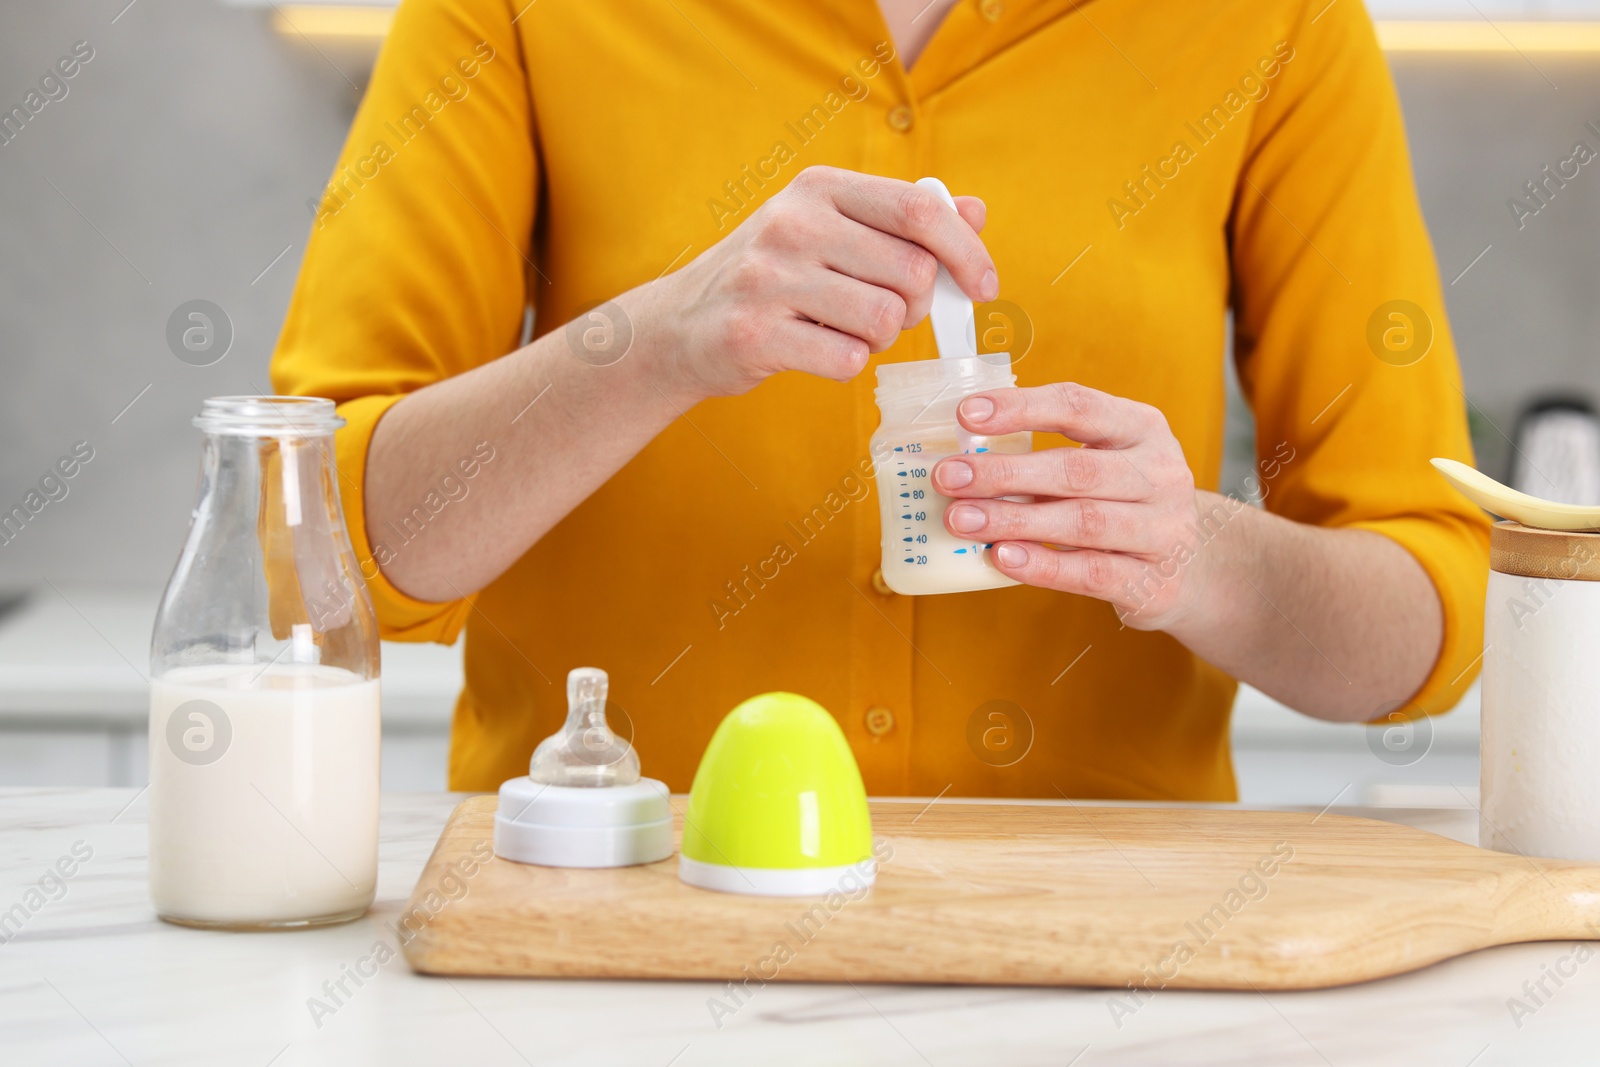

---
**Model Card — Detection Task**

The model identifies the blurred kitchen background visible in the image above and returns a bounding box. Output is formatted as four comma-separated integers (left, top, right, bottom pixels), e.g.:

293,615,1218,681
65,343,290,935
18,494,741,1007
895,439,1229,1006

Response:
1,0,1598,801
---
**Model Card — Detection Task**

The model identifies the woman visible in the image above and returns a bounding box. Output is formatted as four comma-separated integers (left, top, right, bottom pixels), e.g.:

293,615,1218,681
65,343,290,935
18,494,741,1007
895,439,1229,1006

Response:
272,0,1488,798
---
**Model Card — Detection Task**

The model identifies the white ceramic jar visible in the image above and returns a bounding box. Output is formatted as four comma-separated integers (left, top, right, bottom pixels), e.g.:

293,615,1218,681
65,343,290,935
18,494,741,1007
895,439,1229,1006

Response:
1481,520,1600,862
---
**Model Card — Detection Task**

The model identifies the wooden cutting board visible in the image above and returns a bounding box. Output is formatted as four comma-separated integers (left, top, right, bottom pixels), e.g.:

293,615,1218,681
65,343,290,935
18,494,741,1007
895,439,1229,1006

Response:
399,797,1600,990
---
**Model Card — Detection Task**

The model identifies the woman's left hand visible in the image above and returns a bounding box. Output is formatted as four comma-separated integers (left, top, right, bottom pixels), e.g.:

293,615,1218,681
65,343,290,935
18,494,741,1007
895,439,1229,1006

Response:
932,382,1207,630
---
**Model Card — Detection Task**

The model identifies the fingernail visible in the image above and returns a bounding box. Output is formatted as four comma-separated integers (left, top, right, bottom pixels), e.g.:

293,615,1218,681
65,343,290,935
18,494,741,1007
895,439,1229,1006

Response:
980,269,999,302
938,460,973,489
948,504,985,533
960,396,995,423
996,543,1027,567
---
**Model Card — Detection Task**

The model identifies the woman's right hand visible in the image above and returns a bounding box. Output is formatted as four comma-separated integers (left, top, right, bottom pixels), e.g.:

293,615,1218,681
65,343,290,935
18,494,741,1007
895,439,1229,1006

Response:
638,166,998,402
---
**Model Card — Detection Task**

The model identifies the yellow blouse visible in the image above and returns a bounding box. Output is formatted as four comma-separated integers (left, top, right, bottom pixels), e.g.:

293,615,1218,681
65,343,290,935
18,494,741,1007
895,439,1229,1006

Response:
272,0,1490,798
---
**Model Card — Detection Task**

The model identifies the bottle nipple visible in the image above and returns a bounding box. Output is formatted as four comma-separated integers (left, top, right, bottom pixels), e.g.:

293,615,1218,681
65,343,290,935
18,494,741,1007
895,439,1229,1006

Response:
528,667,640,787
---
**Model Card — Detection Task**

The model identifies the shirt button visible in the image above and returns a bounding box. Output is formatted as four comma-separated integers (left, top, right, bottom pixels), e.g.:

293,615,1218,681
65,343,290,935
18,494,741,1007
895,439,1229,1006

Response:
870,568,895,596
887,105,914,133
864,706,896,737
978,0,1003,21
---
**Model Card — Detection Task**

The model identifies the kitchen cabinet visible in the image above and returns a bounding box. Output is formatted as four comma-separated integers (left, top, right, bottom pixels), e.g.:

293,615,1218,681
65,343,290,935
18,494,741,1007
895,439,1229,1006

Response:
0,585,1480,803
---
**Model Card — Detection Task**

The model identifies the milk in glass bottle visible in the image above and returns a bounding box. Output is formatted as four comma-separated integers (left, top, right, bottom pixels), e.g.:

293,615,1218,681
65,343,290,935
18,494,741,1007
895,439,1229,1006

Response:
149,397,380,927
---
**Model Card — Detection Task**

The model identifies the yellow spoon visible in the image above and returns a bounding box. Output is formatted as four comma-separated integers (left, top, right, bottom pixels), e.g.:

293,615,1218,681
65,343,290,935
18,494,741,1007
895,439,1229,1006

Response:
1431,457,1600,532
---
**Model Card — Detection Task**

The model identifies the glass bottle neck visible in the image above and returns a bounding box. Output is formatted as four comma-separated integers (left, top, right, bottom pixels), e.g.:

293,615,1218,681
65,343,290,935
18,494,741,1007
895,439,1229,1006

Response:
152,402,375,682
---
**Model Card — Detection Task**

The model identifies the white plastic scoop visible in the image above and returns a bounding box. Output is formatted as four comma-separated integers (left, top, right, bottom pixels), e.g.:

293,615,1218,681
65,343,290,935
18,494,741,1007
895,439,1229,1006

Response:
915,176,979,360
1431,457,1600,532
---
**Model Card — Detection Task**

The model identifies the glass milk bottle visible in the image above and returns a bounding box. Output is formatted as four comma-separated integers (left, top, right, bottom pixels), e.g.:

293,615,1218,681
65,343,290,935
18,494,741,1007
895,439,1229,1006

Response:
870,356,1032,595
1481,520,1600,862
149,397,381,927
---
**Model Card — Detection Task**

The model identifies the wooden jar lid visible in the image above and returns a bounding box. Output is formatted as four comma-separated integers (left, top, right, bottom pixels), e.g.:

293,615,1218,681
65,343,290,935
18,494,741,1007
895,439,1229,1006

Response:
1490,520,1600,580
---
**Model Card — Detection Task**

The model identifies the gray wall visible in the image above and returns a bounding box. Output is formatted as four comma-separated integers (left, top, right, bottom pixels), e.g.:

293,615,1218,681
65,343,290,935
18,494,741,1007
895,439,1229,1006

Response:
0,0,361,590
2,2,1598,587
1392,54,1600,480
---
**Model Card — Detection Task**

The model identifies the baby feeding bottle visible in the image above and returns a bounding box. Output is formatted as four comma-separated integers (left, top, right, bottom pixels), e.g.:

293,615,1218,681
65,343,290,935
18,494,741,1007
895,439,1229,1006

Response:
148,397,381,928
869,178,1032,595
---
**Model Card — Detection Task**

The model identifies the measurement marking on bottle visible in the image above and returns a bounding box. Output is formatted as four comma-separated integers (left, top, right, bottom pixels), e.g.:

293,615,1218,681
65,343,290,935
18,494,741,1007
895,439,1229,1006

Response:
883,438,1001,572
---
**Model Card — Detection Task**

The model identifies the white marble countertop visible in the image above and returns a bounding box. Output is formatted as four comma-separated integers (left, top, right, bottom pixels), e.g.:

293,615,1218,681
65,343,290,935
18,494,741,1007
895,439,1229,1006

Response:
2,788,1595,1066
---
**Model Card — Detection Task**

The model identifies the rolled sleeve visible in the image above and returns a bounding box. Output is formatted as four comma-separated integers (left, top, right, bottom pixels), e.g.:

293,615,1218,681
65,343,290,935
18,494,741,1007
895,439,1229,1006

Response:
335,394,475,643
1229,0,1492,715
1348,513,1490,716
270,0,534,644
